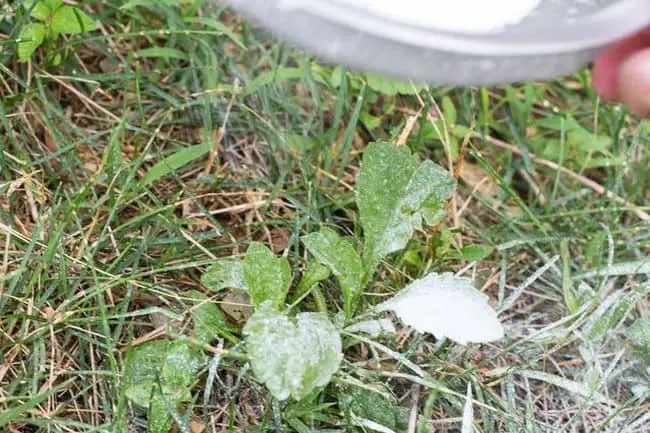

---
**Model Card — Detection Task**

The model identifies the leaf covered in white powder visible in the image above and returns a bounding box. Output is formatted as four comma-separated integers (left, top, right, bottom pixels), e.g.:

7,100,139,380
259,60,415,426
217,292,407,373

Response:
123,340,204,409
243,242,291,309
376,272,504,345
302,228,363,317
243,304,343,401
357,142,455,275
201,258,245,292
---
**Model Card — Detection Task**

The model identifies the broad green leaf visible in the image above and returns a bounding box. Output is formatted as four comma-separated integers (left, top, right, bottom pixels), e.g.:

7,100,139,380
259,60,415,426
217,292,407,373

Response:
339,384,401,430
141,142,211,187
201,258,245,292
302,228,363,318
243,242,291,309
17,23,45,62
136,47,188,60
25,0,63,21
330,66,344,88
441,96,457,125
123,340,204,408
360,110,382,131
298,261,331,291
188,290,227,345
536,116,612,157
244,305,343,401
51,6,97,34
357,142,455,274
365,74,423,95
148,393,173,433
449,244,494,261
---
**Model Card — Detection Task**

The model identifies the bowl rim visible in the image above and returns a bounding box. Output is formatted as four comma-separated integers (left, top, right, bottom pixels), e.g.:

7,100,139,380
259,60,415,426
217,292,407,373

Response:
264,0,650,55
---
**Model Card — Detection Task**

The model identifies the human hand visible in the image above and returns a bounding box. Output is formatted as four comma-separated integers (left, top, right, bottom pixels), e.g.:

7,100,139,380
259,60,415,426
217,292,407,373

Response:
593,28,650,116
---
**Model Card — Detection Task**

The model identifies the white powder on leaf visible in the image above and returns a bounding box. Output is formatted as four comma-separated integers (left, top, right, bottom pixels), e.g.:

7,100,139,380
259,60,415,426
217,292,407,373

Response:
283,0,543,34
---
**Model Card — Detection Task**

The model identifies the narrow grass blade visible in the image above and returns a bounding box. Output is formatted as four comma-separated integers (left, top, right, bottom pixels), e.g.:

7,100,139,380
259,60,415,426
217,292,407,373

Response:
136,47,188,60
140,142,211,187
462,383,474,433
574,260,650,280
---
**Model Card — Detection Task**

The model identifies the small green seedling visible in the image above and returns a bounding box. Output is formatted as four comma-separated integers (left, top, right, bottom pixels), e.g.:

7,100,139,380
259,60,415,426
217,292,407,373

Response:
122,142,506,432
18,0,97,64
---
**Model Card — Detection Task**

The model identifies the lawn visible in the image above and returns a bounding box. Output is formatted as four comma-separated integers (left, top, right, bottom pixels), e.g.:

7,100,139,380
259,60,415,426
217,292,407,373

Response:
1,1,649,432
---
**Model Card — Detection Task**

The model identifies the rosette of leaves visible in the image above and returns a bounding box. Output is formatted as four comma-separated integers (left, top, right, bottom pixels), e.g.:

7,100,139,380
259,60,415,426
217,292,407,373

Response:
202,242,344,401
195,142,503,409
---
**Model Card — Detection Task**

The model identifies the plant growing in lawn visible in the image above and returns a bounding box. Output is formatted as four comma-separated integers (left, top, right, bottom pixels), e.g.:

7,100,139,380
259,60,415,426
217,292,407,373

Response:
120,142,505,432
17,0,97,64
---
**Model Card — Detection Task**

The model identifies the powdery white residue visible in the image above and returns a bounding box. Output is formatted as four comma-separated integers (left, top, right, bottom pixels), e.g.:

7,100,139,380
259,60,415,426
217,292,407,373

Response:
377,272,504,345
243,306,343,401
281,0,543,34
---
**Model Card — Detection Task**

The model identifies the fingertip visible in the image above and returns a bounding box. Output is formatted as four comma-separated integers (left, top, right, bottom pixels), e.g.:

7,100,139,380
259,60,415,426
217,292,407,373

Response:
591,29,650,101
618,48,650,117
592,52,619,101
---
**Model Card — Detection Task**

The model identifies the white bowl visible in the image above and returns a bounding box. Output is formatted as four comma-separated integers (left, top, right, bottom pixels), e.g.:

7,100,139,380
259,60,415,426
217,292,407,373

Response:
223,0,650,85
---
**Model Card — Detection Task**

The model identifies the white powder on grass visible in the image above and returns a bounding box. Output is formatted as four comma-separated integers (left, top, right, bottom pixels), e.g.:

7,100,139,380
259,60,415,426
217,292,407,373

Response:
282,0,543,34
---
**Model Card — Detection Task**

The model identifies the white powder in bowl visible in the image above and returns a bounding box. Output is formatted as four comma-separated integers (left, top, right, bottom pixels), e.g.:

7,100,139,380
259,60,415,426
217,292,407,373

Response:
285,0,543,34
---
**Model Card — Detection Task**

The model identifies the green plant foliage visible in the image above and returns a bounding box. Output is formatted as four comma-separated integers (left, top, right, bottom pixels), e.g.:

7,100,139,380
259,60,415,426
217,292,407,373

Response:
302,228,363,318
449,244,494,261
292,261,331,303
243,242,292,309
147,394,174,433
365,74,423,95
51,5,97,34
533,115,618,168
188,290,228,345
17,0,97,62
339,384,408,431
243,304,343,401
17,23,45,61
122,340,204,408
201,258,246,292
357,142,456,275
25,0,63,21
